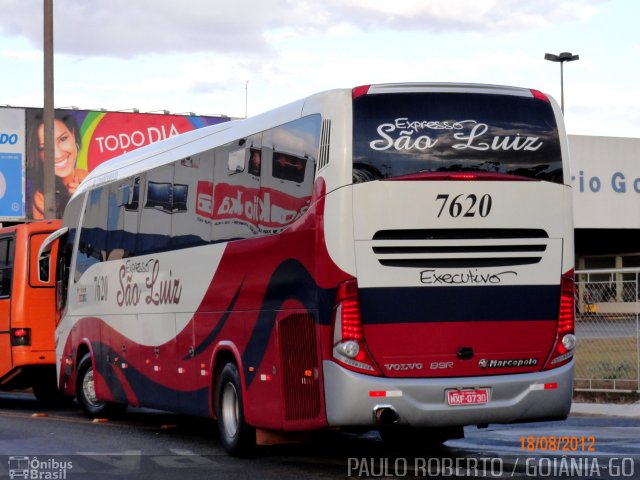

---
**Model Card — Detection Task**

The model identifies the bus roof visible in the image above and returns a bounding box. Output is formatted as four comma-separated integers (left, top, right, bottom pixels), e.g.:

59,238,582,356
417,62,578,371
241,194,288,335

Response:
73,82,552,200
73,94,311,199
363,83,538,97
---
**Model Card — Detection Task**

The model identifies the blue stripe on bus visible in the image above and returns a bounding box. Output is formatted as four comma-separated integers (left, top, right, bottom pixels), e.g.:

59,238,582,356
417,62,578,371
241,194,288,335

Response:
358,285,560,323
94,342,210,416
242,259,321,387
188,282,243,359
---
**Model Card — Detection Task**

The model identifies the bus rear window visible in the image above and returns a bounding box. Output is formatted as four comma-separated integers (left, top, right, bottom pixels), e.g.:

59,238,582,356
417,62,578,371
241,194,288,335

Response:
353,92,563,183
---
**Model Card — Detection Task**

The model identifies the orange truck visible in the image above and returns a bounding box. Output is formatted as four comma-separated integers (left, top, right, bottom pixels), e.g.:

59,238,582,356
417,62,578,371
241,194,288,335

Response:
0,220,60,402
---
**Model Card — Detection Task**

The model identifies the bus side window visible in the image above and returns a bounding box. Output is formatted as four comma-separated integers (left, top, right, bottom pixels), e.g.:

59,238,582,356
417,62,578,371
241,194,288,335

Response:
272,152,307,184
75,187,108,282
211,136,262,242
105,177,142,261
0,237,14,297
139,165,174,255
248,148,261,177
38,252,51,283
106,183,126,261
173,152,214,249
31,233,58,286
228,147,245,174
123,177,141,257
57,229,75,312
259,115,320,232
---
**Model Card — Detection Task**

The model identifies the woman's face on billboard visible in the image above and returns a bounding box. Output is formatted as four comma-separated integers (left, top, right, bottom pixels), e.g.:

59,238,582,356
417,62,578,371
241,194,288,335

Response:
37,119,77,179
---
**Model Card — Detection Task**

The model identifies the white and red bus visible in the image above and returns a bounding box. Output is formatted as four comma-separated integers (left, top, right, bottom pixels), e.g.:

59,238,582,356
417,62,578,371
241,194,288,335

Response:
40,83,575,455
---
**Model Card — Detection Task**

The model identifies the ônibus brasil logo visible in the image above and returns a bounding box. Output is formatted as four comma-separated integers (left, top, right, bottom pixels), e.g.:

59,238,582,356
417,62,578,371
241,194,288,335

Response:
7,456,72,479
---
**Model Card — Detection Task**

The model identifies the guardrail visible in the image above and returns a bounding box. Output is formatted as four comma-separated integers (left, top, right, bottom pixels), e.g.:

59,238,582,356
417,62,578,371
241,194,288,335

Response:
574,268,639,392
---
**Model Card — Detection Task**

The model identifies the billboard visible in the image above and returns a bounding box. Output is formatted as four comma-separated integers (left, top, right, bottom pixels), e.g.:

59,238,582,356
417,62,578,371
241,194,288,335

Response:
568,135,640,229
22,108,230,220
0,108,26,220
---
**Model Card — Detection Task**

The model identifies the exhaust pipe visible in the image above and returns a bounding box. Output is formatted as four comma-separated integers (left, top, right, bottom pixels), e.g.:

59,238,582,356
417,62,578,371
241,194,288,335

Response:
373,405,400,426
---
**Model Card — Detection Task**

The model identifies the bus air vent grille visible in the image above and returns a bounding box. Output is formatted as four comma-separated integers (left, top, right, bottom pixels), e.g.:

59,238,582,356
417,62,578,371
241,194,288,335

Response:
279,313,322,421
372,229,548,268
317,119,331,172
373,229,549,240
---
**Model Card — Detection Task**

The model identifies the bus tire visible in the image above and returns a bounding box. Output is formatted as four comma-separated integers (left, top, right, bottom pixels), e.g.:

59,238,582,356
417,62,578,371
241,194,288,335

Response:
76,353,126,419
215,363,256,456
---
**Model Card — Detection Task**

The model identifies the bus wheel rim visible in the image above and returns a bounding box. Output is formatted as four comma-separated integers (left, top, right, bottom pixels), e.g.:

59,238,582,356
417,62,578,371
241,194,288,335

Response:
221,382,239,439
82,368,102,406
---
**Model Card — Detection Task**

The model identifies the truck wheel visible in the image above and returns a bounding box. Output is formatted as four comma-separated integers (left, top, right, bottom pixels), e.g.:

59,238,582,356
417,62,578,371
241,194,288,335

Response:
215,363,255,456
76,353,126,418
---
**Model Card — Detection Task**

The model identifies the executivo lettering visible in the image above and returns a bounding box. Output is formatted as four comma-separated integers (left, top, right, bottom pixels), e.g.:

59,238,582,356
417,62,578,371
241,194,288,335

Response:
420,269,517,285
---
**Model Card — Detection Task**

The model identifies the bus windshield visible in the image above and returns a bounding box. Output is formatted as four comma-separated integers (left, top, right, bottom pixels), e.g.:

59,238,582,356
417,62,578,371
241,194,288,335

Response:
352,92,563,184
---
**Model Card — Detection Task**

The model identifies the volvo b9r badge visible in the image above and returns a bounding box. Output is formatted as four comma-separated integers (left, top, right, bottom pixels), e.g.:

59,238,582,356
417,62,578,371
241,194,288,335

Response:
384,363,423,371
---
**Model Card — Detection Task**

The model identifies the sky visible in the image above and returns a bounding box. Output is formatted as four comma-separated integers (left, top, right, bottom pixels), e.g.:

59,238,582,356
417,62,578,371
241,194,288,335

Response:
0,0,638,137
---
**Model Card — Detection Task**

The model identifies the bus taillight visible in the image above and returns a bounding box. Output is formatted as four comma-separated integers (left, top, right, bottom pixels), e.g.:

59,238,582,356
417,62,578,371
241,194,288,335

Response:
530,89,551,103
11,328,31,347
448,173,478,180
332,279,381,376
544,270,576,370
352,85,371,99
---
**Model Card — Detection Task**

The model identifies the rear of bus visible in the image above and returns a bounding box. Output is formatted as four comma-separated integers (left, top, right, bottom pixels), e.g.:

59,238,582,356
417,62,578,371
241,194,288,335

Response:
323,84,574,431
0,221,60,402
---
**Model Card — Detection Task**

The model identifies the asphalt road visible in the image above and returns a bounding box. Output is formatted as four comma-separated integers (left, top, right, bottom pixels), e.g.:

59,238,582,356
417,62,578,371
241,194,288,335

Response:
0,392,639,479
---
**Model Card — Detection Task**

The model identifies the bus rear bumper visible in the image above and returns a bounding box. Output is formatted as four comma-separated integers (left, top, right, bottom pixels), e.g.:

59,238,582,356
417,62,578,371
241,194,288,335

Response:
323,360,574,427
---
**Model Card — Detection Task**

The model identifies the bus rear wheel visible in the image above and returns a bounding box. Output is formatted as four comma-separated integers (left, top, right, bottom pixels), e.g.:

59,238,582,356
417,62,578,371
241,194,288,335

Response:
76,353,126,418
215,363,255,456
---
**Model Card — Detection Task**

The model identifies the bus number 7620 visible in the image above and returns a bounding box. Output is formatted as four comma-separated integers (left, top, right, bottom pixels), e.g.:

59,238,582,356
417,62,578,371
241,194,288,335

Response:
436,193,492,218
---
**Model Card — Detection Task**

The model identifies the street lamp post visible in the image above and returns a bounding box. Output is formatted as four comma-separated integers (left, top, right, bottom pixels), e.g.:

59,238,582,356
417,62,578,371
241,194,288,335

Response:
245,80,249,118
544,52,579,113
43,0,55,219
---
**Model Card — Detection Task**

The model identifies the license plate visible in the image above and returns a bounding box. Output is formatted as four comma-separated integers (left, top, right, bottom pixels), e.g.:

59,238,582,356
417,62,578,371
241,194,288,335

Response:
446,389,489,406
